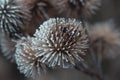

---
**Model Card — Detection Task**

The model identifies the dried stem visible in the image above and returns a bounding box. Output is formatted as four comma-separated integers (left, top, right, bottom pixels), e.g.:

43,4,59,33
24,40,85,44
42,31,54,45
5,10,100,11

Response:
89,46,104,80
75,47,104,80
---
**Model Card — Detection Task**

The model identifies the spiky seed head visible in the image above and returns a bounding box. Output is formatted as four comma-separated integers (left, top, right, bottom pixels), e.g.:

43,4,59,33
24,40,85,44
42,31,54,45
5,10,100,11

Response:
69,0,101,17
89,21,120,45
0,0,30,37
82,0,101,16
55,0,101,18
15,37,46,80
17,0,51,35
26,0,49,20
88,21,120,58
34,18,89,68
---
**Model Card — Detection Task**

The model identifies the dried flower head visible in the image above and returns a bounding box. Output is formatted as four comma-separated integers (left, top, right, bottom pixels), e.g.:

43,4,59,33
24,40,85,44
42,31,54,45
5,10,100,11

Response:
55,0,101,18
17,0,52,35
34,18,89,68
28,0,50,35
89,21,120,58
69,0,101,17
30,0,49,20
15,37,46,80
82,0,101,16
0,0,30,37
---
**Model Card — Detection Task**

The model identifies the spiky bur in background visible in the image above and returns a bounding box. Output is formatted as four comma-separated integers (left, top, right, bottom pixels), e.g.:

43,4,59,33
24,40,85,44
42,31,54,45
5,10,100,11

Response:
0,0,30,38
86,21,120,80
15,0,101,37
51,0,101,18
0,0,120,80
18,0,49,35
68,0,101,17
17,0,57,35
89,21,120,59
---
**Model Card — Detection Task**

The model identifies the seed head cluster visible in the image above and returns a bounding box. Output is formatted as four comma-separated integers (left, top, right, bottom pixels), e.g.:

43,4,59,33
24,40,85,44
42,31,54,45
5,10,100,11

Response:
15,18,89,79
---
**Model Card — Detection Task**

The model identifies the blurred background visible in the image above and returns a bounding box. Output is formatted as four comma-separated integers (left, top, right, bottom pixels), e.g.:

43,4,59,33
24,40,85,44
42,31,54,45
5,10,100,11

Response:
0,0,120,80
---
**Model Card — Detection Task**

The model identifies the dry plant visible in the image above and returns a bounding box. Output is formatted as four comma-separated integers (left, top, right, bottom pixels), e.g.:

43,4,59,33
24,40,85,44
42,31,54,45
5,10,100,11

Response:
0,0,120,80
